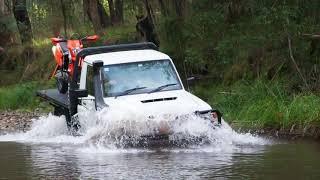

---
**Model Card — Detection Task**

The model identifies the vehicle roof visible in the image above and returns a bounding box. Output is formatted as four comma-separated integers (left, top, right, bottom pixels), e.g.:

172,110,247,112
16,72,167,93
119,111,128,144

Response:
84,49,171,65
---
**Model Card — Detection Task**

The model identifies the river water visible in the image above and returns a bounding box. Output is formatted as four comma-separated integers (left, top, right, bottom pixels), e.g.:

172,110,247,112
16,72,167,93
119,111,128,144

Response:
0,110,320,179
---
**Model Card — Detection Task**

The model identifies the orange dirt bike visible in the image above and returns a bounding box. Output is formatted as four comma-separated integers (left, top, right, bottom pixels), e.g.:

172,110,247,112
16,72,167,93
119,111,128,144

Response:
50,34,99,93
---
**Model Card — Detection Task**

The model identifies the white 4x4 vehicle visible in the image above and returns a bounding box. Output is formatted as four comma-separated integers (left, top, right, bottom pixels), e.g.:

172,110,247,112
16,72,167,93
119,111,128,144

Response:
38,43,221,136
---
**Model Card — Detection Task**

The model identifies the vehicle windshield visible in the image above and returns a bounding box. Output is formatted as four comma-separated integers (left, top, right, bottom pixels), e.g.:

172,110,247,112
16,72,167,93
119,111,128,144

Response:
103,60,182,97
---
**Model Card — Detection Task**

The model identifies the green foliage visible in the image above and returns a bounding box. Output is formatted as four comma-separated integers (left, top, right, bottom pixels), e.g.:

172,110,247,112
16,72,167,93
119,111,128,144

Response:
0,81,54,111
194,80,320,129
1,0,320,128
158,0,320,90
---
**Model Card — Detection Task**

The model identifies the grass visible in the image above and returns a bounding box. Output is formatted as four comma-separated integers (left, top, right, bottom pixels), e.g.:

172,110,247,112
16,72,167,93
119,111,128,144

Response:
193,80,320,129
0,81,55,111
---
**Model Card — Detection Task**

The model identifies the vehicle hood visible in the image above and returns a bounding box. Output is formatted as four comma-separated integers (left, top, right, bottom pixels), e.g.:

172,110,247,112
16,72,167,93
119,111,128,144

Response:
104,90,211,116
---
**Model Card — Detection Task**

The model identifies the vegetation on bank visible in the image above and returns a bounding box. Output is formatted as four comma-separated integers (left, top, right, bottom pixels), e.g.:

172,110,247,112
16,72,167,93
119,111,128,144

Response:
1,1,320,130
0,81,54,111
194,80,320,129
2,79,320,131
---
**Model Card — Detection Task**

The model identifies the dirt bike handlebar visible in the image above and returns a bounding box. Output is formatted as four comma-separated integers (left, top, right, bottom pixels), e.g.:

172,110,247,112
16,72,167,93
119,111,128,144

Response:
81,35,99,42
51,35,99,45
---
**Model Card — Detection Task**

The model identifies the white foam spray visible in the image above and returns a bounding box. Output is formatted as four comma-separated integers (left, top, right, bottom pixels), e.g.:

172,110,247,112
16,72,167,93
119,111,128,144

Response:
0,105,271,153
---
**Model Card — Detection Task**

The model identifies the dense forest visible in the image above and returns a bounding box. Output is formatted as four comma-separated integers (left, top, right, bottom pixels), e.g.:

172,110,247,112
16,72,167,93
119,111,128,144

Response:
1,0,320,129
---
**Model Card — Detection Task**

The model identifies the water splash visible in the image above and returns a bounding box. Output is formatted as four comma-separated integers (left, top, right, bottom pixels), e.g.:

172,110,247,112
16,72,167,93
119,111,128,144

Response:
0,106,271,152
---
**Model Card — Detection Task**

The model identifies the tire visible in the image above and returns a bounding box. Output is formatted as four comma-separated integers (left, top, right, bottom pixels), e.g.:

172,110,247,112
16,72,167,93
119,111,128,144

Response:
54,106,80,132
53,106,64,116
56,76,68,94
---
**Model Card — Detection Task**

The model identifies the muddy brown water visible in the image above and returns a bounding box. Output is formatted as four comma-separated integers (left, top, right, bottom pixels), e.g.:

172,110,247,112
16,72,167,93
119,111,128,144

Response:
0,140,320,179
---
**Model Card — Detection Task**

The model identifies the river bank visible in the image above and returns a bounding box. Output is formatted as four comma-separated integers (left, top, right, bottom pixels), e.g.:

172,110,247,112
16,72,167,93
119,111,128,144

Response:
231,122,320,140
0,111,41,133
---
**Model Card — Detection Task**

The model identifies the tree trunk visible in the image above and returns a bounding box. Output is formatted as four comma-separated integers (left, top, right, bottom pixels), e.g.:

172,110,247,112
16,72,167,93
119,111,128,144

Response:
0,0,11,15
49,0,63,37
173,0,187,17
143,0,155,28
0,0,14,46
12,0,33,44
158,0,168,16
60,0,67,37
97,0,110,28
136,0,159,46
226,0,247,23
0,0,4,15
83,0,102,33
115,0,123,23
108,0,117,25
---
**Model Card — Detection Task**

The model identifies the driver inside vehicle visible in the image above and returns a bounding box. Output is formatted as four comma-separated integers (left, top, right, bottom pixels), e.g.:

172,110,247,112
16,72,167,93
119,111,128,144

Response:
103,60,182,97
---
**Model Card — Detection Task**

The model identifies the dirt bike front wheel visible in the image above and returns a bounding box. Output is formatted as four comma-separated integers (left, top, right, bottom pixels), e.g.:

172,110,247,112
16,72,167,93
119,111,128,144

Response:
55,70,69,94
56,77,68,94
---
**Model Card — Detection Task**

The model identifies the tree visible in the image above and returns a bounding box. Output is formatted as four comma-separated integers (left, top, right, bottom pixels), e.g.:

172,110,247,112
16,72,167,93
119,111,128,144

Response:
84,0,110,33
158,0,188,18
135,0,159,46
107,0,123,25
48,0,64,37
158,0,168,16
60,0,68,37
114,0,123,23
107,0,116,24
173,0,187,17
12,0,33,44
97,0,110,28
0,0,5,15
0,0,14,47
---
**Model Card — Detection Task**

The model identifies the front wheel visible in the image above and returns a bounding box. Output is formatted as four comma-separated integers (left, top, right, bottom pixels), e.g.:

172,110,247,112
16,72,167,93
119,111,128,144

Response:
53,106,80,133
56,77,68,94
55,70,69,94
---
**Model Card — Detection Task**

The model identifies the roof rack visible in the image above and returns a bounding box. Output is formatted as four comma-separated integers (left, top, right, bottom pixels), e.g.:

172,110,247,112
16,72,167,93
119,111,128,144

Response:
77,42,158,59
71,42,158,88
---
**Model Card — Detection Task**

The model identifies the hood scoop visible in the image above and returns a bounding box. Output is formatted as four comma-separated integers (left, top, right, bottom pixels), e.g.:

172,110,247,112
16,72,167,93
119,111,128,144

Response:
141,97,177,103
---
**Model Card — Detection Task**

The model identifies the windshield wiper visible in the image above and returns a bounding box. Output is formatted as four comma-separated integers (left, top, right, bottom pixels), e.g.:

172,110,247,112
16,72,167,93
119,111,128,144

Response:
148,83,177,94
115,87,147,98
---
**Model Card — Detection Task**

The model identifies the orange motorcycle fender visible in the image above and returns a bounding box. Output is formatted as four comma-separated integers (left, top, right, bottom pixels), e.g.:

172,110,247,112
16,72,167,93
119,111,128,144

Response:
52,44,63,67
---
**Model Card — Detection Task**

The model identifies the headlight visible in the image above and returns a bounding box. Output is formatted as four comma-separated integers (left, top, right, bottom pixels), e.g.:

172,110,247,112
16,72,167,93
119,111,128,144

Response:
195,110,222,124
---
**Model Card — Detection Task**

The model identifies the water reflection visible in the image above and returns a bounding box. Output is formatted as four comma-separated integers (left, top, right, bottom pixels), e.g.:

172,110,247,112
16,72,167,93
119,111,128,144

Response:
30,145,81,178
2,142,318,179
25,143,267,179
2,141,320,179
0,142,32,179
